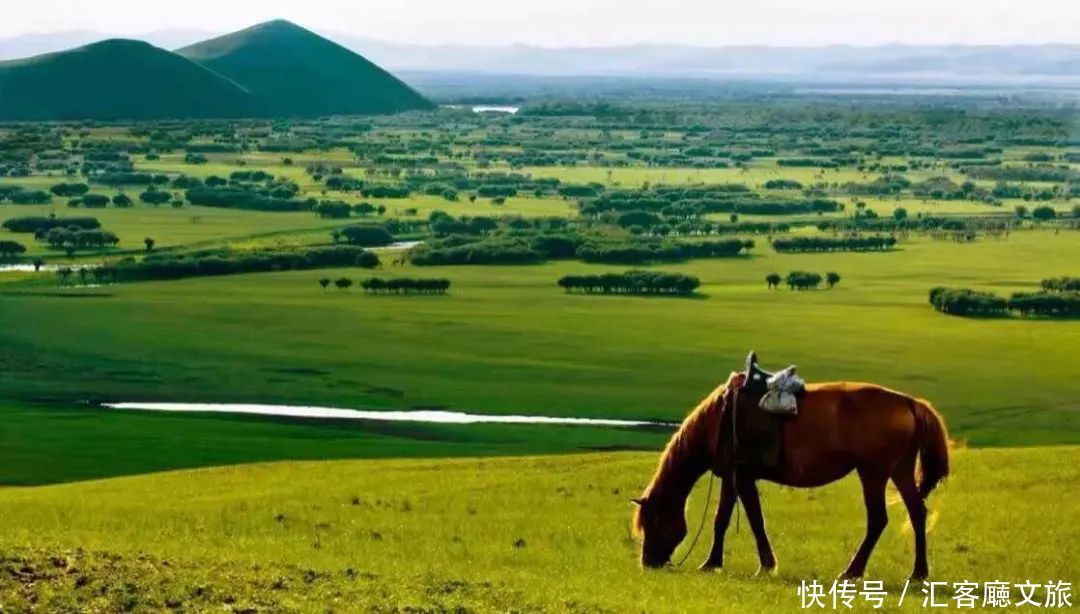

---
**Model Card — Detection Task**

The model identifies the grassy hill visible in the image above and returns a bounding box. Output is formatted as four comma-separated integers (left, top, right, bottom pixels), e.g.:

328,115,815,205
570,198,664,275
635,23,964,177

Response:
0,446,1074,611
179,20,434,117
0,39,256,120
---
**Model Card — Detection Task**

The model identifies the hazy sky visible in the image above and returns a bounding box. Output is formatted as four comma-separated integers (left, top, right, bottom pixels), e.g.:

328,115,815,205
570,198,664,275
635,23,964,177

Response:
4,0,1078,46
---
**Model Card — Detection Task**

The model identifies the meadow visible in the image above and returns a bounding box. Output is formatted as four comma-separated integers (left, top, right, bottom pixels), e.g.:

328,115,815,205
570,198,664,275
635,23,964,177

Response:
0,96,1077,611
0,447,1075,611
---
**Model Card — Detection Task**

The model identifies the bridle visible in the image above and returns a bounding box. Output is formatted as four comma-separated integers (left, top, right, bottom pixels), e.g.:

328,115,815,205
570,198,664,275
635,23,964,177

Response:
671,377,743,568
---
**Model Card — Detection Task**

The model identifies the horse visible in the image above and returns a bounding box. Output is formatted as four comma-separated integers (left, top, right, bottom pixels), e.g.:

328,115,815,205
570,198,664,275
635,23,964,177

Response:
631,352,950,580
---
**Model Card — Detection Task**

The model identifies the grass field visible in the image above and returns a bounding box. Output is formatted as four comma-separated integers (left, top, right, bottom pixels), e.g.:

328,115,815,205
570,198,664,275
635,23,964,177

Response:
2,230,1077,447
0,446,1075,611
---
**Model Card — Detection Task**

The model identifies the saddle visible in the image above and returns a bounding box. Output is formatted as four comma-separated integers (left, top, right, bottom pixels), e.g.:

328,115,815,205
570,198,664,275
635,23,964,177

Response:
725,351,804,470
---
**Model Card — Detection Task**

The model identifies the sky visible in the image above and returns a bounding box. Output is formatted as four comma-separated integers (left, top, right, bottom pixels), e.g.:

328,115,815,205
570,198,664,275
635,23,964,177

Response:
2,0,1078,47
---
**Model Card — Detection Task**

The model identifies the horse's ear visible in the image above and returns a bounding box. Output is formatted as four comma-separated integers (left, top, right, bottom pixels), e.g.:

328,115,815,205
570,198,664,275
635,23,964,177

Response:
630,497,647,507
745,351,758,371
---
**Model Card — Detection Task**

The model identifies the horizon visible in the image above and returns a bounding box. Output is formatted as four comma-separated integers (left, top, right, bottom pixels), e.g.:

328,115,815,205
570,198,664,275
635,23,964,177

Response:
3,0,1079,47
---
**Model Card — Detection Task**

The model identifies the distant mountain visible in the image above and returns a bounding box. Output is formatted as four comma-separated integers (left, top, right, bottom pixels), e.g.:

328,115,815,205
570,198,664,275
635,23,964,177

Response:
179,20,433,116
0,29,219,61
321,37,1080,83
0,39,256,121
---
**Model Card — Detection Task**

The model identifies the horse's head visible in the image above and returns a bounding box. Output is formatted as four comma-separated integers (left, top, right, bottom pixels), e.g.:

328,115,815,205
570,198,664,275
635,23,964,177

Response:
632,495,687,568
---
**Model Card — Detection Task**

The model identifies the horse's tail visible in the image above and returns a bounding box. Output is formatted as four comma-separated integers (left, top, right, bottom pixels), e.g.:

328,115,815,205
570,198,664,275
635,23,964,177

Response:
911,398,950,499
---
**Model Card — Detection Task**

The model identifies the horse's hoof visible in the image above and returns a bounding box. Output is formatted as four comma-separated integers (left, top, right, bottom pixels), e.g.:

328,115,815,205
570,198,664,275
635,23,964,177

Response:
698,561,723,572
909,571,930,582
756,565,779,577
837,571,863,581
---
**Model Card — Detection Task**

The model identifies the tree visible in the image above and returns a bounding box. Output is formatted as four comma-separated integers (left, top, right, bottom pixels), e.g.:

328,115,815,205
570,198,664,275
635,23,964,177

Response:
319,278,331,291
144,237,155,252
729,213,739,223
1031,205,1056,221
32,258,44,271
112,193,133,208
826,271,841,288
892,207,908,221
1015,205,1028,218
334,277,353,291
57,267,73,285
766,272,781,289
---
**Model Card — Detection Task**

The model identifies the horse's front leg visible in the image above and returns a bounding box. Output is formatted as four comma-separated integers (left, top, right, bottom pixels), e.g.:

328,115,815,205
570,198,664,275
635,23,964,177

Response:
699,477,737,571
734,471,778,574
840,467,889,579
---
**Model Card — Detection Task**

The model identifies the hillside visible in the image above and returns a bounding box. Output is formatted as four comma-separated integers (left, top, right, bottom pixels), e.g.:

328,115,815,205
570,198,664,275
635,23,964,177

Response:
0,446,1075,611
0,39,256,120
180,20,434,117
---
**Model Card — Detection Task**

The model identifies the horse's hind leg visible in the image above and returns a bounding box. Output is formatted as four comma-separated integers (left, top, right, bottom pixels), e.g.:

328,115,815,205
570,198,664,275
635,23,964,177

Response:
840,467,889,579
892,461,929,580
734,472,777,573
700,477,738,570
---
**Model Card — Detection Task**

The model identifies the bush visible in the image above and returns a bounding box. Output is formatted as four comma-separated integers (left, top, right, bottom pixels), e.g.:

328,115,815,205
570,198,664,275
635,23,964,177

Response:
558,270,700,296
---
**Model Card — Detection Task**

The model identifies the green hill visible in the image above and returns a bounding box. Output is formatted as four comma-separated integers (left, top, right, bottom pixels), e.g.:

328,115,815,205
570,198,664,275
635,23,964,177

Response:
0,39,256,120
179,20,434,117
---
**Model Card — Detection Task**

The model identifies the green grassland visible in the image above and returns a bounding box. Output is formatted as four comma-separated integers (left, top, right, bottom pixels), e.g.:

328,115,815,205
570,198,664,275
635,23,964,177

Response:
2,230,1077,448
0,446,1075,611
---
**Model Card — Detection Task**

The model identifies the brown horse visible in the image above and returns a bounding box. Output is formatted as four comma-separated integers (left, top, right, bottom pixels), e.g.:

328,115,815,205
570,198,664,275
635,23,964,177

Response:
632,353,950,580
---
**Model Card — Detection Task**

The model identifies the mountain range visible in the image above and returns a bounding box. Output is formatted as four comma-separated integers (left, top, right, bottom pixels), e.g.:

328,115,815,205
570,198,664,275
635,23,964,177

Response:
1,27,1077,84
0,20,434,121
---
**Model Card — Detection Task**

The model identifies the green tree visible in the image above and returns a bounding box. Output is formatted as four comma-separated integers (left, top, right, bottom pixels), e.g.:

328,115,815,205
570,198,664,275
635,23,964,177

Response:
334,277,353,291
319,278,331,291
144,237,155,252
766,272,781,289
892,207,908,221
826,271,841,288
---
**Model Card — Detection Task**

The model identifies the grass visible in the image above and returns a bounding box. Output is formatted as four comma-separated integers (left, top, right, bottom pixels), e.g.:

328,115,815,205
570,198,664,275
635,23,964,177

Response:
0,445,1074,611
0,402,668,486
1,230,1077,447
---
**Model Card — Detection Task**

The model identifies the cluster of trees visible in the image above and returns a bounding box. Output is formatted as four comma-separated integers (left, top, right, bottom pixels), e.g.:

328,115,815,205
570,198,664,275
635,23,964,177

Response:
1041,277,1080,292
313,201,387,219
929,287,1008,316
348,277,452,294
929,287,1079,318
41,228,120,250
577,237,753,264
0,239,27,258
2,216,100,233
766,271,841,290
334,225,394,247
772,235,897,253
184,186,313,212
0,186,51,204
103,246,380,283
558,270,701,296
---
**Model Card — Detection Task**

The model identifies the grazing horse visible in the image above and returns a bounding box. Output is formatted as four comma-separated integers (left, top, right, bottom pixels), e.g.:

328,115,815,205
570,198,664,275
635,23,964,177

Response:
632,353,950,580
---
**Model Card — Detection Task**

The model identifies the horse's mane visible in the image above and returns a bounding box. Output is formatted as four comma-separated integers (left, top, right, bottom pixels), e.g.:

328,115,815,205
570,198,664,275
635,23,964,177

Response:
632,373,739,536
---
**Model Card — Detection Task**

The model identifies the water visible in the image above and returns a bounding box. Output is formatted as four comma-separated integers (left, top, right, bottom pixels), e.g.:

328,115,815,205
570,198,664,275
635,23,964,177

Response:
443,104,520,115
0,263,90,272
471,105,519,114
103,402,668,427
